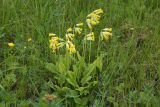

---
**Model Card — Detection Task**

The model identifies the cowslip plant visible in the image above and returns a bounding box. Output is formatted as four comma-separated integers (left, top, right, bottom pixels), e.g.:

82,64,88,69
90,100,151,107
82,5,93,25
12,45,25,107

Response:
45,9,113,106
48,8,112,56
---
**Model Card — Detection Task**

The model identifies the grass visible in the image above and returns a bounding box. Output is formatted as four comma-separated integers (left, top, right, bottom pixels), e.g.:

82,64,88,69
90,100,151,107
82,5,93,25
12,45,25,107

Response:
0,0,160,106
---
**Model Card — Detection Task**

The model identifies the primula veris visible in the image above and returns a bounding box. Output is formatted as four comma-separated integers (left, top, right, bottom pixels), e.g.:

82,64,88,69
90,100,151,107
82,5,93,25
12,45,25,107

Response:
66,41,76,54
93,8,104,14
74,27,82,35
67,28,73,33
49,36,64,52
102,28,112,32
86,9,103,29
48,9,111,54
101,28,112,41
8,43,15,47
65,33,75,41
86,19,93,29
74,23,83,34
76,23,83,27
49,33,56,37
87,13,101,21
85,32,95,41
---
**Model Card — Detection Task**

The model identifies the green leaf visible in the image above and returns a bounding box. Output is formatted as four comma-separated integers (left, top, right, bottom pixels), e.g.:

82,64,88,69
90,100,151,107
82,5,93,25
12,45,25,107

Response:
76,52,83,61
55,74,66,86
76,87,86,92
66,89,78,98
94,56,103,72
81,75,92,86
66,71,78,87
54,85,70,96
76,87,88,96
57,61,67,74
45,63,57,74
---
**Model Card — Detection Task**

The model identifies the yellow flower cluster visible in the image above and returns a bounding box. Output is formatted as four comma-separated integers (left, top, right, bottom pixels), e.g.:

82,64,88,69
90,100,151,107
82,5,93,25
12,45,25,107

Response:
86,9,103,29
49,34,77,54
100,28,112,41
49,23,83,54
74,23,83,34
85,32,95,41
66,41,76,54
65,23,83,53
65,32,75,41
66,23,83,41
85,9,104,41
49,9,113,54
49,34,65,53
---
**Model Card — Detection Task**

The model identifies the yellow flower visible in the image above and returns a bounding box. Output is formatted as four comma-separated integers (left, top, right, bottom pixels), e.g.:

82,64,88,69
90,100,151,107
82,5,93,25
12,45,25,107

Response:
65,33,75,41
67,28,73,33
86,9,103,29
100,28,112,41
74,27,82,34
87,13,101,21
8,43,15,47
86,19,93,29
73,23,83,34
91,20,99,25
93,8,104,14
85,32,95,41
86,15,100,29
76,23,83,27
102,28,112,32
66,41,76,54
49,37,59,43
28,38,32,42
49,33,56,37
86,19,99,28
49,37,64,53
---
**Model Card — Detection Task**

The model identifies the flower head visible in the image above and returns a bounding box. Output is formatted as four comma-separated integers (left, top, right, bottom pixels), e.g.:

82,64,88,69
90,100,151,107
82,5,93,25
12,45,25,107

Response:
74,27,83,35
67,28,73,33
102,28,112,32
101,28,112,41
66,41,76,54
49,33,56,37
8,43,15,47
85,32,95,41
65,33,75,41
86,9,103,29
74,23,83,35
93,8,104,14
76,23,83,27
49,36,64,53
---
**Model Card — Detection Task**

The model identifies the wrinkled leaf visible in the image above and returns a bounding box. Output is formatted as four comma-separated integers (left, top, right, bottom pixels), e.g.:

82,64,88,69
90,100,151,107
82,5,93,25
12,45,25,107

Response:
45,63,57,74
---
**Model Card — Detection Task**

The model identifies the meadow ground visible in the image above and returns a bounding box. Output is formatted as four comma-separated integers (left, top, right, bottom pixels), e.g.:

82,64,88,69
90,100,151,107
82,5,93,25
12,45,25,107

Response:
0,0,160,107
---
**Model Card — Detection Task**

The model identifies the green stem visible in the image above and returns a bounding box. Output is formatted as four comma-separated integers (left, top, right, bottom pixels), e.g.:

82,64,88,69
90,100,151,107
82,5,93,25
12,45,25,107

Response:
83,28,88,58
89,41,92,62
97,33,101,56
